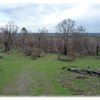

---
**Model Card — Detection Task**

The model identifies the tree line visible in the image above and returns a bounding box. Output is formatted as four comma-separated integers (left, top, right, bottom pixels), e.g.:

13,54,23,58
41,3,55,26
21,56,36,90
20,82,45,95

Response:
0,19,100,60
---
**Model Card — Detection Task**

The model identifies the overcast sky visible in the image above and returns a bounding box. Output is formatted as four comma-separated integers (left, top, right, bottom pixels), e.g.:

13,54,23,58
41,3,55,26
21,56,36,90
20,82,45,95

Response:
0,0,100,32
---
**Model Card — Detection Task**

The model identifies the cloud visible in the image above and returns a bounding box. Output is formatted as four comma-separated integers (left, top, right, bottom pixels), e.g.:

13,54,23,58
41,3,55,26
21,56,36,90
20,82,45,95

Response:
0,0,100,4
0,0,100,32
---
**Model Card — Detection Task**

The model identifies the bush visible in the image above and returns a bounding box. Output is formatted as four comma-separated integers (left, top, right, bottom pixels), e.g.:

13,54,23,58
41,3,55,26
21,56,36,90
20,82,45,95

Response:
23,48,32,56
23,47,44,60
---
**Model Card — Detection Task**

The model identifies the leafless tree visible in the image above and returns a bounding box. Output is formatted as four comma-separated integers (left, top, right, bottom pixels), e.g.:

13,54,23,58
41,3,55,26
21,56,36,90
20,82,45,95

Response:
56,19,75,55
71,25,87,55
20,27,28,48
1,21,18,52
77,25,86,33
36,27,48,57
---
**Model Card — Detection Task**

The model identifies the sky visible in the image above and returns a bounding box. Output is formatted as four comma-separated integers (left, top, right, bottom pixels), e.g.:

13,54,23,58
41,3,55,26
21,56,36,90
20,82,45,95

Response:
0,0,100,32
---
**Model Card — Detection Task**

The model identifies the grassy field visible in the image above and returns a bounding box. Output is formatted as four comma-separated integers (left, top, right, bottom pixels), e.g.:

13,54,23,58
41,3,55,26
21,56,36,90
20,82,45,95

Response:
0,50,100,96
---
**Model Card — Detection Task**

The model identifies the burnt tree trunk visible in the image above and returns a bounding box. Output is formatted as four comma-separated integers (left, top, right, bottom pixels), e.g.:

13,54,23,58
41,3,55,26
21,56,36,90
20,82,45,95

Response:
96,45,99,56
63,43,67,55
63,37,68,55
4,41,10,52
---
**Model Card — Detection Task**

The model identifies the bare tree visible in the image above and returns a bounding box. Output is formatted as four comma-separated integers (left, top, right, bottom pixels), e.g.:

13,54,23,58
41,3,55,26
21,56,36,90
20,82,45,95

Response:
2,21,18,52
56,19,75,55
36,27,48,57
77,25,86,33
20,27,28,48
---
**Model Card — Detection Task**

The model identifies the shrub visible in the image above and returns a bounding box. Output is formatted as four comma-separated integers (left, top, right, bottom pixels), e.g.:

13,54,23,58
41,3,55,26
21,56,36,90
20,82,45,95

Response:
23,47,44,60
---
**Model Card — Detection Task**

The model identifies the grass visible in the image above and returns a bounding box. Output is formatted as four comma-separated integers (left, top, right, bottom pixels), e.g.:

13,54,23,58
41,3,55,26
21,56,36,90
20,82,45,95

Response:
0,50,100,96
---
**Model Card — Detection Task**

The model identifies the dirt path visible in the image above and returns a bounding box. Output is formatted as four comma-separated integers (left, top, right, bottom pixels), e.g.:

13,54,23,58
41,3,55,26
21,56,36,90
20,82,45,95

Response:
28,70,54,95
2,65,55,95
3,66,33,95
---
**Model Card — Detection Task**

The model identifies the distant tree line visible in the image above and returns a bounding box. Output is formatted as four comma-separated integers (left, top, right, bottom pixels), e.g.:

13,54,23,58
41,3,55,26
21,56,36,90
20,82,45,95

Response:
0,19,100,60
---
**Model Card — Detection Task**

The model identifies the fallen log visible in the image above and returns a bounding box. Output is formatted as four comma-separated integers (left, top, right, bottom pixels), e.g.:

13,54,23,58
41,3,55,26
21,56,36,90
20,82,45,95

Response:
67,68,100,77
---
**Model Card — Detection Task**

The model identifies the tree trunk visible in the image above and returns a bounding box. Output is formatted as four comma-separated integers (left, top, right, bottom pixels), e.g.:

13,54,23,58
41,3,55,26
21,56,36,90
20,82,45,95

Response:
96,45,99,56
63,43,67,55
63,38,68,55
4,42,10,52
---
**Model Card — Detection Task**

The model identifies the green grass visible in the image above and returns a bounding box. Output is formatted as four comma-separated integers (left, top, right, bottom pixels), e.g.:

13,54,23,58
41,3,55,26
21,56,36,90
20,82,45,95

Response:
0,50,100,96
